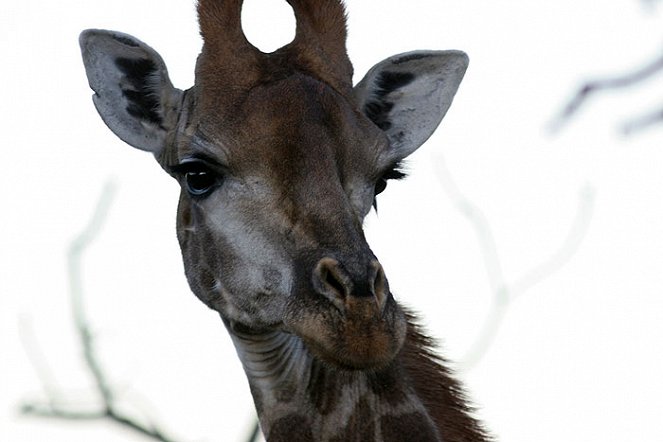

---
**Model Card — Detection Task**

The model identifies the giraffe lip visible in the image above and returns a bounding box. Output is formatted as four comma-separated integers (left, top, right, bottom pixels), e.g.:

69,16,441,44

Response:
227,318,285,336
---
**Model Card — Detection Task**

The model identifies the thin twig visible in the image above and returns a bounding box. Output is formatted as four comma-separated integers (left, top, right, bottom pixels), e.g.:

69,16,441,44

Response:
622,106,663,134
21,182,180,442
434,156,595,370
641,0,663,11
246,421,262,442
18,316,63,411
68,181,118,407
509,185,595,300
549,51,663,133
22,403,106,420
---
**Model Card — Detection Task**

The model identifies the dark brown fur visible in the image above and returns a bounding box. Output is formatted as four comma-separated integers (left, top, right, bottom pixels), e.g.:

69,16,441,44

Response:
401,312,491,441
193,2,488,440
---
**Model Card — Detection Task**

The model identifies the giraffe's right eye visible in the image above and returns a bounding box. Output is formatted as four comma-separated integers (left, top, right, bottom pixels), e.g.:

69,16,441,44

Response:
185,168,217,197
170,160,222,198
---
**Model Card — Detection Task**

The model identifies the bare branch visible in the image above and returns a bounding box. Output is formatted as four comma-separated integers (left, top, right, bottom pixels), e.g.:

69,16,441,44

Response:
622,106,663,134
20,182,181,442
246,421,262,442
641,0,663,11
549,50,663,133
509,185,595,301
68,181,118,407
22,402,106,420
434,156,595,370
18,316,64,411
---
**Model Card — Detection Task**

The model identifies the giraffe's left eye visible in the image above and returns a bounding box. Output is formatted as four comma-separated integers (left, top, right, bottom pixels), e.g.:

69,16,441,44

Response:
373,162,407,210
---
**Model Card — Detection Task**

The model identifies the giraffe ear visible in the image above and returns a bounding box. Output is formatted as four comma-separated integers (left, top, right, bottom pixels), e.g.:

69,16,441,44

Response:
354,50,468,160
79,29,183,154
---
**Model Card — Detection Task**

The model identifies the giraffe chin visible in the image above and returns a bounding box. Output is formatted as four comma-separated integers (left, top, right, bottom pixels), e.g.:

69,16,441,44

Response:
284,296,408,370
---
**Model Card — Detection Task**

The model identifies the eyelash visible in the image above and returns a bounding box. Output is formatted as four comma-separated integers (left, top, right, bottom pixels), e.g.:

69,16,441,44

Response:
373,161,407,209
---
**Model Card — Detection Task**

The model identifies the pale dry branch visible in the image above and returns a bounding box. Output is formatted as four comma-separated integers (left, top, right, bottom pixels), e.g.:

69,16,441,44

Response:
622,106,663,134
20,182,180,442
641,0,663,11
549,50,663,133
68,181,118,407
18,316,63,411
434,156,595,370
246,421,262,442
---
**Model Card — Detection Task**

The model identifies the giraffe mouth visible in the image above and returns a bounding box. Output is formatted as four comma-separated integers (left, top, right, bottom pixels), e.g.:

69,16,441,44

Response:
283,292,407,370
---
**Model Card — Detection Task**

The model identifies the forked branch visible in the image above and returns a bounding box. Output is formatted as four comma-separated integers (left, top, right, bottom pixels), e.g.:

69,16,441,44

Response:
434,156,595,370
641,0,663,10
20,182,179,442
549,50,663,133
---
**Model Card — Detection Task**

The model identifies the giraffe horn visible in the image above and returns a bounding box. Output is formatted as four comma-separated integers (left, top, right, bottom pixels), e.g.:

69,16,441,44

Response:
285,0,354,91
197,0,354,95
197,0,257,54
195,0,263,113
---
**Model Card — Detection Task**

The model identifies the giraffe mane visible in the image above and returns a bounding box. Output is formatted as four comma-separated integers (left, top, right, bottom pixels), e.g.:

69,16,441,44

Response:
401,309,491,441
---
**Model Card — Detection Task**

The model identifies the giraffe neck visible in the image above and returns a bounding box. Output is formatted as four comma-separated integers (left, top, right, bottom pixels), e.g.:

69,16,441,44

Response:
224,312,487,442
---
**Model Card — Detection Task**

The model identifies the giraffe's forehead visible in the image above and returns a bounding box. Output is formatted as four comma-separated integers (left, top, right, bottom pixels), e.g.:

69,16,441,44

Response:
190,72,387,171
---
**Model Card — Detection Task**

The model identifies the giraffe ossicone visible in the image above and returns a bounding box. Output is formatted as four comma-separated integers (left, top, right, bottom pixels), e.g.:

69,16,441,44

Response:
80,1,488,440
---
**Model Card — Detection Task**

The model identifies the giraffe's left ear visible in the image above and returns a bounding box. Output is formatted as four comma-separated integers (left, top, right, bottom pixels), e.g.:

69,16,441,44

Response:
354,50,468,160
80,29,183,154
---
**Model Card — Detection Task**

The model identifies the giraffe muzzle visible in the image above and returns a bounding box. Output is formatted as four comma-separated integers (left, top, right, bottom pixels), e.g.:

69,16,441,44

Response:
284,255,406,370
311,257,388,315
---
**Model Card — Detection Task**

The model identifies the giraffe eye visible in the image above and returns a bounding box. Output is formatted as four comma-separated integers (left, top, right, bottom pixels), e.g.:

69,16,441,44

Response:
373,162,407,198
374,178,388,196
186,168,217,197
170,160,222,198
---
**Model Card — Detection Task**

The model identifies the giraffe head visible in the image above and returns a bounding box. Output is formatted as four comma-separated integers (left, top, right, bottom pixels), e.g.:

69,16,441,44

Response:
80,0,467,370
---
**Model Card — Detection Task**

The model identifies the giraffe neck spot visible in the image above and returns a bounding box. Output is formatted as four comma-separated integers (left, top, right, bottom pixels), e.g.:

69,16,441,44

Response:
228,326,441,441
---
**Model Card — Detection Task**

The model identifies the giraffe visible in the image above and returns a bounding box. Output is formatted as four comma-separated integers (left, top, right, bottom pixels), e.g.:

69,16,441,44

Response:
79,1,488,440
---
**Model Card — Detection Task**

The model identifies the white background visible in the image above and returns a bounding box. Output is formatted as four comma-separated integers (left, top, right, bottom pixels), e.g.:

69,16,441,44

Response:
2,1,663,441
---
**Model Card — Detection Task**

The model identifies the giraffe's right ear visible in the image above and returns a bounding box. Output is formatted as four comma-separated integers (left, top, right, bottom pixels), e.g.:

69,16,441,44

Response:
79,29,183,154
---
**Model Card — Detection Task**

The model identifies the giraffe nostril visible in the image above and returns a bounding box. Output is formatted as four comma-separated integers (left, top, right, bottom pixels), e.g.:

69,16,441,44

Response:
312,257,389,313
312,257,352,311
370,260,388,313
323,266,348,298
